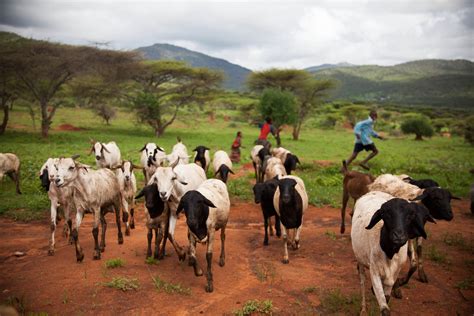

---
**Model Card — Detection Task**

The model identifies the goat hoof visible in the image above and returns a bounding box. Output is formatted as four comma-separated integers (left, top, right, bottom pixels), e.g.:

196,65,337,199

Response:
282,258,289,264
68,237,74,245
118,234,124,244
125,229,130,236
93,251,101,260
263,240,269,246
340,226,345,234
100,246,105,253
381,308,390,316
130,222,135,229
178,253,186,262
392,287,402,299
276,232,281,238
219,258,225,267
205,284,214,293
48,249,55,256
76,253,84,263
419,271,428,283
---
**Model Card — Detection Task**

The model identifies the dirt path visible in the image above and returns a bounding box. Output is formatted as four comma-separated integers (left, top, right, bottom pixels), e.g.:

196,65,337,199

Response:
0,200,473,315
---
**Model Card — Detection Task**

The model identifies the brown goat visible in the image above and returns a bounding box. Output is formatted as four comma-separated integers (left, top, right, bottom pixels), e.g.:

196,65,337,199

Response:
340,160,375,234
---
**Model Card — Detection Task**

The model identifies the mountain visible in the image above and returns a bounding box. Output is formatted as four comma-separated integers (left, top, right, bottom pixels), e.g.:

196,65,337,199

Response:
304,62,355,72
307,59,474,107
136,43,252,91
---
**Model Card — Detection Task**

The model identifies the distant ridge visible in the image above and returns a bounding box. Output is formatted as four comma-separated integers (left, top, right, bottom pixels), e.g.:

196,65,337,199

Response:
307,59,474,107
304,62,355,72
135,43,252,91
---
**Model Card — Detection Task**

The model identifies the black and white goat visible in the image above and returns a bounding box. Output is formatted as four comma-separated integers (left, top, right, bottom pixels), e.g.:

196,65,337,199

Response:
135,184,168,259
351,191,434,315
253,178,281,245
89,140,121,169
271,147,300,175
403,176,439,189
212,150,234,183
193,145,211,172
251,144,271,183
139,143,166,183
177,179,230,293
273,175,308,264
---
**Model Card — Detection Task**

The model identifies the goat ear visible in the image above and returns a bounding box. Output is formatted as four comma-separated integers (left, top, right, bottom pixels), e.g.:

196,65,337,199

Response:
169,158,180,169
366,208,384,230
296,156,300,164
157,146,165,152
426,214,436,223
229,169,235,174
411,191,427,202
88,145,94,155
71,154,80,160
204,147,210,151
132,163,144,170
135,188,144,200
450,193,461,200
139,144,146,152
110,165,121,170
192,147,198,152
101,144,111,153
202,196,216,208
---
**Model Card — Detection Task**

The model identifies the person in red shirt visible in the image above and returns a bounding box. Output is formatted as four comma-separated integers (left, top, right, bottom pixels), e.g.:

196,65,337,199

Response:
256,117,276,147
230,131,242,163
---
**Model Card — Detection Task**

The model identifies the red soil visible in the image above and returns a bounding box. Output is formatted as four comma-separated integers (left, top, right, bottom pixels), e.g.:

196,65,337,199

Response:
0,199,472,315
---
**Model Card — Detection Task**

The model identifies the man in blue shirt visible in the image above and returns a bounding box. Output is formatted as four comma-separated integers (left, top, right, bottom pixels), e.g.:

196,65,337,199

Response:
344,110,384,170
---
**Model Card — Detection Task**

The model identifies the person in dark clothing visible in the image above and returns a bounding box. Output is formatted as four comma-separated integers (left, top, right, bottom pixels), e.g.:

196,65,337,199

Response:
230,131,242,163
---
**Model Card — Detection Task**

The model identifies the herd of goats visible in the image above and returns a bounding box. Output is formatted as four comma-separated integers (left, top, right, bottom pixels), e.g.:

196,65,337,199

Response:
0,137,472,315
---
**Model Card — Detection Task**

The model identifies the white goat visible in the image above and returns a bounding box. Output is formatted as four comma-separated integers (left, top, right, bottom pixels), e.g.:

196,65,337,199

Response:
148,162,207,260
113,160,140,230
251,144,271,183
54,157,127,262
90,140,121,169
351,191,434,314
273,175,308,263
166,138,190,165
0,153,21,194
40,157,76,255
139,143,166,183
177,179,230,292
368,174,422,200
212,150,234,183
264,157,287,182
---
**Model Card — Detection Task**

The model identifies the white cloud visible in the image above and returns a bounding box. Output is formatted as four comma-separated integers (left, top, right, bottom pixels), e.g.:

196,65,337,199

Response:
0,0,472,70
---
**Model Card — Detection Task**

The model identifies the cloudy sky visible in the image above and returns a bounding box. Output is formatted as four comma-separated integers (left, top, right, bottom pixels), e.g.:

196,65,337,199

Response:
0,0,472,70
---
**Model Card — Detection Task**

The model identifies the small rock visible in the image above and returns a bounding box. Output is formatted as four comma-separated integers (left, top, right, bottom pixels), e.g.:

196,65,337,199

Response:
14,251,26,257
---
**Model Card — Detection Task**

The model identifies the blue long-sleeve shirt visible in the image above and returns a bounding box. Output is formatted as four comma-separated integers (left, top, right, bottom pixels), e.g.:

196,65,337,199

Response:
354,117,378,145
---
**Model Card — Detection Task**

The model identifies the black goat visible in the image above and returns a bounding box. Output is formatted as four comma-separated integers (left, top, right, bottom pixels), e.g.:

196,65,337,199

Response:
253,178,281,245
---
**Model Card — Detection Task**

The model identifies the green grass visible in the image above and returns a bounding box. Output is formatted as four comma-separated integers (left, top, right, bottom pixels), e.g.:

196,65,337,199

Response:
442,232,473,251
324,230,337,241
1,105,473,220
253,262,276,282
426,245,449,265
103,277,140,292
233,299,273,316
319,288,378,315
151,275,191,295
145,257,160,265
105,258,125,269
455,276,474,290
302,286,317,293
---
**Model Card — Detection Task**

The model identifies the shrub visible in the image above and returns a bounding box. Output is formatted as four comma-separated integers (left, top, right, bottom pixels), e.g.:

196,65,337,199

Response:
93,104,116,125
401,116,434,140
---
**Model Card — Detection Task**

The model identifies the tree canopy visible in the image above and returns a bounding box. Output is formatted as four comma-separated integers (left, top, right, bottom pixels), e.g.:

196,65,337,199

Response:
401,116,434,140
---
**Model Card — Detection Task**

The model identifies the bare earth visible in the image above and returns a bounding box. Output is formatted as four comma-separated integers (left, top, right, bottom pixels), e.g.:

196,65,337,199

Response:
0,199,473,315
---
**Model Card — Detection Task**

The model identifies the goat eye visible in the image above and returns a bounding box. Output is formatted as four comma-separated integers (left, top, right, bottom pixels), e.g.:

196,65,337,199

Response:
171,177,177,181
68,166,74,171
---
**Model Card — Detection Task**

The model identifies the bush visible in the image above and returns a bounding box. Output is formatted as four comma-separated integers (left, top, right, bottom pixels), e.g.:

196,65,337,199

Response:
94,104,116,125
401,116,434,140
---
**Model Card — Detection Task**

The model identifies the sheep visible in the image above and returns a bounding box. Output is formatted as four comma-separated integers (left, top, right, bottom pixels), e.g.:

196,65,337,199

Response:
113,160,140,230
54,157,127,262
351,191,434,315
273,175,308,264
271,147,300,175
212,150,234,183
176,179,230,293
402,176,440,189
193,145,211,172
135,183,168,259
40,157,75,255
148,161,207,261
251,144,271,183
368,173,460,284
253,178,281,245
0,153,21,194
89,140,121,169
139,143,166,183
263,157,287,182
165,137,190,165
340,160,375,234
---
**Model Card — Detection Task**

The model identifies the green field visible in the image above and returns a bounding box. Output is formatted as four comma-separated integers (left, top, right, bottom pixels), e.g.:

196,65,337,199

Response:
1,106,473,221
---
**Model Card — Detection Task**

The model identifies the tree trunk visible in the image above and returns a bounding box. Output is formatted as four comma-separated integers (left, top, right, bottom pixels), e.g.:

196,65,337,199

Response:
40,101,50,138
292,121,302,140
415,134,423,141
275,130,282,147
0,103,9,135
155,126,166,137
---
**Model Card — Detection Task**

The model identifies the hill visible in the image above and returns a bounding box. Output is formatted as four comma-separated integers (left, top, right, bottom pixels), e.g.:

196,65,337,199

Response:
308,59,474,107
304,62,355,72
136,43,252,91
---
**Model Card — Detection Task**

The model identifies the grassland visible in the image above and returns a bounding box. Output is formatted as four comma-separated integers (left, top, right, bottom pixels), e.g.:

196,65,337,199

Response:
0,105,473,220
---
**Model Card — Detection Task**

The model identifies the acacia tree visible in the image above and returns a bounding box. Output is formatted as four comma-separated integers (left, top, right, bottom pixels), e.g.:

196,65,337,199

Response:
0,50,17,135
130,61,223,137
259,88,297,146
10,40,137,137
247,69,334,140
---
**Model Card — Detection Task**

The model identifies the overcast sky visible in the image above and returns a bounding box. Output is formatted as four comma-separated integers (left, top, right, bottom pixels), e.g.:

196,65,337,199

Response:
0,0,472,70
